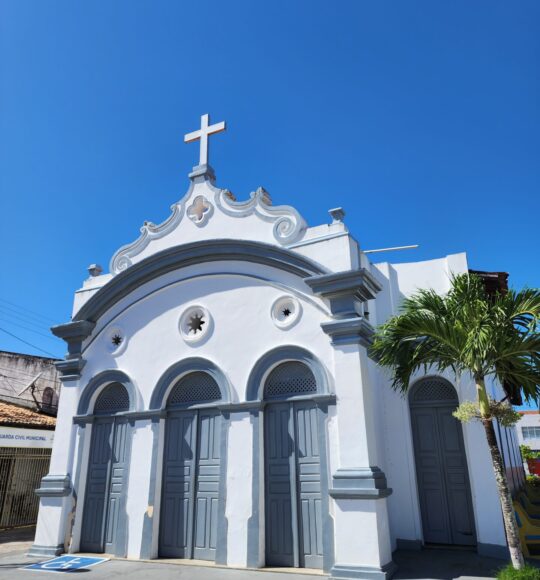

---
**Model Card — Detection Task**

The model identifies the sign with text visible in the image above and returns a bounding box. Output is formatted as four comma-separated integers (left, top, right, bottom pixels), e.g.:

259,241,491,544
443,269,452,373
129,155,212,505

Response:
0,426,54,449
22,556,108,573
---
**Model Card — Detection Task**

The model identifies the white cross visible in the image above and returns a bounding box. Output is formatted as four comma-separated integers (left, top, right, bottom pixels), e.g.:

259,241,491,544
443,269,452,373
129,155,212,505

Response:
184,113,226,166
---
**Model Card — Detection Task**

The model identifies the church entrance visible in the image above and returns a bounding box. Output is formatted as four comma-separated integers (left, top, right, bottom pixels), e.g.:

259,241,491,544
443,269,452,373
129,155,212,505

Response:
80,384,131,554
159,372,223,560
263,362,324,569
409,377,476,547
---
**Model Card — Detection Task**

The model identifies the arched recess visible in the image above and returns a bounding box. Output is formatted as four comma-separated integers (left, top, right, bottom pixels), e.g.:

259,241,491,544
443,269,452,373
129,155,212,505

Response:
74,240,327,324
246,345,331,402
246,347,334,572
150,357,232,410
409,376,477,548
79,381,132,556
77,369,141,416
154,361,230,564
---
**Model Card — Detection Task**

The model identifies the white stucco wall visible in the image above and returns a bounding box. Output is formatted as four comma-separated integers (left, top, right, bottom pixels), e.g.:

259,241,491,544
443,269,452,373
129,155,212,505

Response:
35,167,512,569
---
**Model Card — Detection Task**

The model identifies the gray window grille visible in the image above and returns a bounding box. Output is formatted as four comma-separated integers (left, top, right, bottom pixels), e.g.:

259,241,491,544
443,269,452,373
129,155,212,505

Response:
94,383,130,414
412,377,457,403
264,361,317,399
167,372,222,406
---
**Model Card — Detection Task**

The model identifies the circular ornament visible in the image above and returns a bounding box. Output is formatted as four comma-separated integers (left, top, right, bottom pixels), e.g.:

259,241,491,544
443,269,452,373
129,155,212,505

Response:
106,326,128,355
179,305,212,343
271,296,302,329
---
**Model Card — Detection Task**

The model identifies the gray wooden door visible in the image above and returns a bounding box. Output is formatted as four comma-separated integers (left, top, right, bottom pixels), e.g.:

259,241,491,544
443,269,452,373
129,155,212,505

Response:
160,409,221,560
411,403,476,546
265,401,323,568
81,417,129,553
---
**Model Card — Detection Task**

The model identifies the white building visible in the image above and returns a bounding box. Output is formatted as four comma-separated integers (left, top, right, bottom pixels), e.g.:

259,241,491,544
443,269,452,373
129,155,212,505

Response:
32,116,521,578
517,411,540,451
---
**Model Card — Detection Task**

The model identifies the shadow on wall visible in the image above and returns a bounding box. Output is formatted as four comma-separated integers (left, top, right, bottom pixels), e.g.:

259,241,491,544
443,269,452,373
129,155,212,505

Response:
392,547,508,579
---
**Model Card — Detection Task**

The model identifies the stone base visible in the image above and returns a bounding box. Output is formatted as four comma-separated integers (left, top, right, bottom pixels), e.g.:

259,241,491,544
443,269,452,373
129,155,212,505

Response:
27,544,65,558
331,561,397,579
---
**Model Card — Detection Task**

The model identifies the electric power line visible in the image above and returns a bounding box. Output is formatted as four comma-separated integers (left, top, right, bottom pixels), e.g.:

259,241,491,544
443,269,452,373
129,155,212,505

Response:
0,317,60,341
0,305,53,331
0,297,57,324
0,326,59,358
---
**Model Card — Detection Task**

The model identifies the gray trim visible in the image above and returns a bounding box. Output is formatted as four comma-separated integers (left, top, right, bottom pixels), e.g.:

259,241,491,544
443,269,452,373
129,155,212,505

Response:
213,187,307,246
75,240,326,324
305,269,382,320
55,358,87,382
321,317,375,347
215,411,230,565
395,538,422,551
317,401,335,573
150,357,232,410
27,544,65,558
329,489,392,499
246,348,334,571
331,562,397,579
330,467,391,492
246,345,331,402
35,474,71,497
83,271,330,355
246,408,261,568
140,417,160,560
305,269,382,301
477,542,509,560
51,320,96,381
78,370,139,415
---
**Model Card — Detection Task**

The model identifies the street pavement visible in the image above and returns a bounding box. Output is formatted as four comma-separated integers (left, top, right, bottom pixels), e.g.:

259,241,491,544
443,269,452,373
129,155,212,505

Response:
0,527,510,580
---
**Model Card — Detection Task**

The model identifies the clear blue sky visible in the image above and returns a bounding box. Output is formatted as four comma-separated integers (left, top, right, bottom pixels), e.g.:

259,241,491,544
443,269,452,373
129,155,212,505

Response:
0,2,538,378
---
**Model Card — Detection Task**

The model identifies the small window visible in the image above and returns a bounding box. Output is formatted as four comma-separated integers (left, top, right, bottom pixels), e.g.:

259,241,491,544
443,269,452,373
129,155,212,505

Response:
167,372,221,407
264,361,317,399
522,427,540,440
94,383,130,414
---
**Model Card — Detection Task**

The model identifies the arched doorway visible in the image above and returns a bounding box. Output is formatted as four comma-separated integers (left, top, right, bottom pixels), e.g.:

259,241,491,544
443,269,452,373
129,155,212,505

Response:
409,377,477,547
80,383,131,553
264,361,324,569
159,371,223,560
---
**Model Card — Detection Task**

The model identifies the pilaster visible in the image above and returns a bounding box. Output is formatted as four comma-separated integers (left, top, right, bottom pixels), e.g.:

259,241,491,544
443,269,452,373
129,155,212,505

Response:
306,268,395,578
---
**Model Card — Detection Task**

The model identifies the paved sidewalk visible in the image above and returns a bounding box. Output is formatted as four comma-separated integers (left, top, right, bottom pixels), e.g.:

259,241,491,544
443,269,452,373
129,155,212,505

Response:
0,528,512,580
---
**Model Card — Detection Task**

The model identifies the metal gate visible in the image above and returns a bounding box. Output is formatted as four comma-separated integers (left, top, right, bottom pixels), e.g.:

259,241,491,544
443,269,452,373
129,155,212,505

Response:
0,447,51,529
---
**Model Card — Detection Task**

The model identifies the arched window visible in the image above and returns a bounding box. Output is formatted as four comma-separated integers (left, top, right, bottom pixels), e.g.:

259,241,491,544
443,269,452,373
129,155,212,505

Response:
264,361,317,400
410,377,457,405
167,371,222,407
41,387,58,411
94,383,130,414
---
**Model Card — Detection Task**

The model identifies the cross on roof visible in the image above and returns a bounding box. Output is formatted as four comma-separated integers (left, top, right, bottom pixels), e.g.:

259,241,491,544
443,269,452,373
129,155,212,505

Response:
184,114,226,166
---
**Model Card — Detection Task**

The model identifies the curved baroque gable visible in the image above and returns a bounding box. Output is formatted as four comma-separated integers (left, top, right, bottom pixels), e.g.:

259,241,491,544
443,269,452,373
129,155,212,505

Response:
109,173,308,275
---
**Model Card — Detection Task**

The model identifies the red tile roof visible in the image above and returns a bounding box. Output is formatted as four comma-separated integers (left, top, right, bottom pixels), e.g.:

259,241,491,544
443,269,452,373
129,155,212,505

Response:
0,400,56,428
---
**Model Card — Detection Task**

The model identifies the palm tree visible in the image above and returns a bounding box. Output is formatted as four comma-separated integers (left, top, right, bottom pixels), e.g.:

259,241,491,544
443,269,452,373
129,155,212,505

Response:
371,273,540,569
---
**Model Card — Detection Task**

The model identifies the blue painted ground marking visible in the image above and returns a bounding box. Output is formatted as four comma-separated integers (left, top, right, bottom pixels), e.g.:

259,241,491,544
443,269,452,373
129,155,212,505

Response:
22,556,109,573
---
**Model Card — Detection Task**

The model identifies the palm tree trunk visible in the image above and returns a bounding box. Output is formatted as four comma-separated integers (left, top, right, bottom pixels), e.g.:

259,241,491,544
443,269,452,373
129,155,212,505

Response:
481,416,525,568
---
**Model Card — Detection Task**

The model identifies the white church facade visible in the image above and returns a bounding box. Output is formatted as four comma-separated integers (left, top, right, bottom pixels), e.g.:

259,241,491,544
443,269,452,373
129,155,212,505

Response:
31,115,521,578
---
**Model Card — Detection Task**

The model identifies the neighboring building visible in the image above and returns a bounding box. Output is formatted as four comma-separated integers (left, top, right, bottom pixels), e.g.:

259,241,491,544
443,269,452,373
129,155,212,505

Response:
517,411,540,451
32,116,522,578
0,400,55,529
0,351,60,529
0,351,61,415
